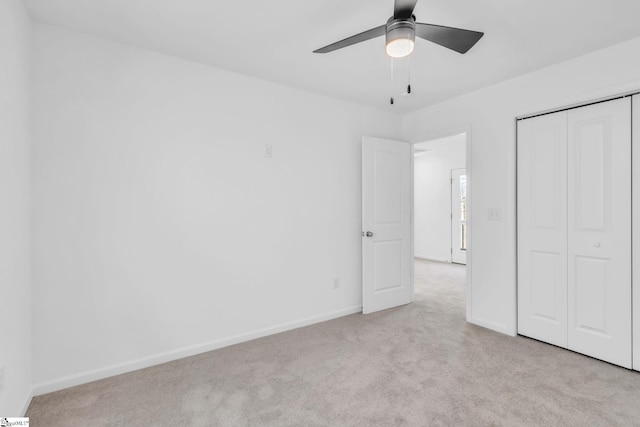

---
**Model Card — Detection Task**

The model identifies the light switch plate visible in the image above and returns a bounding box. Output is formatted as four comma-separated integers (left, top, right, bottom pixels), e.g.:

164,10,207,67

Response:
488,208,503,221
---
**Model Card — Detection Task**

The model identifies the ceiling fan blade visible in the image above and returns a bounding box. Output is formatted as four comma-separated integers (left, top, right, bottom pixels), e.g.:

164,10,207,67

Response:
313,25,386,53
394,0,418,19
415,23,484,54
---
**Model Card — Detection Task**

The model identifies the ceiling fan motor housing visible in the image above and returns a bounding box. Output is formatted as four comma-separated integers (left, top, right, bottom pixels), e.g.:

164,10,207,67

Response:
385,17,416,46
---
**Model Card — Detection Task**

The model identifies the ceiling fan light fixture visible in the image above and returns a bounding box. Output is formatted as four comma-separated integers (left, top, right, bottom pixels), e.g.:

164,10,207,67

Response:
385,18,415,58
386,38,415,58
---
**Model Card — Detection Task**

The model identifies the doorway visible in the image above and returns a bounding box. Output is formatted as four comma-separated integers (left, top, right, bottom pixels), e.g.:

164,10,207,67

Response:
413,133,467,263
413,133,469,313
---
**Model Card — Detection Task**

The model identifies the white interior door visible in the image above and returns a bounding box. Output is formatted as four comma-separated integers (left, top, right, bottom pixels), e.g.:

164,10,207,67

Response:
451,168,467,265
633,94,640,371
362,136,412,314
567,98,632,368
517,111,568,348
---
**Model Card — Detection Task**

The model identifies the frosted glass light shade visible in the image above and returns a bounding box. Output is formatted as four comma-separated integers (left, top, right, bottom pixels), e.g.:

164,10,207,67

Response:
386,38,415,58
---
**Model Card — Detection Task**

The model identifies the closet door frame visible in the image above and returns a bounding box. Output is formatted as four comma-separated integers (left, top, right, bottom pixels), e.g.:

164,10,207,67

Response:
633,94,640,372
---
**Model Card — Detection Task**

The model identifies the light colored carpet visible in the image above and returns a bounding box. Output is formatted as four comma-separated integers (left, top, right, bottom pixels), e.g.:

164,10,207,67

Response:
27,259,640,426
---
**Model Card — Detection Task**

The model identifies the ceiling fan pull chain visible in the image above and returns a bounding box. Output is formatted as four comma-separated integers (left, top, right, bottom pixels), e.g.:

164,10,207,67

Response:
390,58,395,105
407,55,412,95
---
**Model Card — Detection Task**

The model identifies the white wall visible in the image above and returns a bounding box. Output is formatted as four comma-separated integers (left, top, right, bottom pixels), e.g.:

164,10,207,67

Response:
414,134,466,262
402,35,640,335
0,0,32,416
31,24,401,391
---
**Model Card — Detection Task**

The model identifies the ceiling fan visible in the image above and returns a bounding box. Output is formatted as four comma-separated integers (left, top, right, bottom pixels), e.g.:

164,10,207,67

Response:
313,0,484,58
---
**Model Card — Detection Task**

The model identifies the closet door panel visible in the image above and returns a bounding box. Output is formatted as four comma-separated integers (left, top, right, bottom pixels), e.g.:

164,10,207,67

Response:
567,98,632,368
517,111,568,347
633,94,640,372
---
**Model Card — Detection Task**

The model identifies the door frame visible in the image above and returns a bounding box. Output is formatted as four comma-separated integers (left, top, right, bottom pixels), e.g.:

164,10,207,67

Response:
410,126,472,321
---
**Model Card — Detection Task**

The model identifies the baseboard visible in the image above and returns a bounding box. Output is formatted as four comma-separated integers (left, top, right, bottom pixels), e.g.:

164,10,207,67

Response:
468,316,516,337
32,305,362,396
20,387,33,416
414,255,450,263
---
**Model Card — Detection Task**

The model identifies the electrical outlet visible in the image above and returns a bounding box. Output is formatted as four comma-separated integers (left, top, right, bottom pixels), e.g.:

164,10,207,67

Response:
264,144,272,158
333,277,340,289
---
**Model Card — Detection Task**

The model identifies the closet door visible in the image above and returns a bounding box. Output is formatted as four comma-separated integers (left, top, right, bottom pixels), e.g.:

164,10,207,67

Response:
517,111,568,347
567,98,632,368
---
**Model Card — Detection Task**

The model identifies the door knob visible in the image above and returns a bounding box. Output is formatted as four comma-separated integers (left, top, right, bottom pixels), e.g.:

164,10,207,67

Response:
366,231,374,237
594,242,601,248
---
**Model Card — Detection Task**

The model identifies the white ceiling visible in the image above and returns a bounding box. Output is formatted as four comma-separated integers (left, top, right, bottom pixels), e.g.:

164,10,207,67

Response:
25,0,640,113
